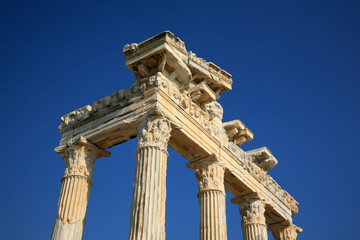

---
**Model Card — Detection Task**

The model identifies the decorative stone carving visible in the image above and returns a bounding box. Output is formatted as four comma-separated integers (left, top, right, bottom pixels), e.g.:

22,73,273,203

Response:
233,195,266,226
223,120,253,147
58,89,132,134
123,31,233,132
123,43,138,53
51,136,110,240
128,117,172,240
223,143,299,216
187,155,227,240
205,101,229,145
54,31,301,240
59,105,92,133
123,32,232,98
268,220,303,240
187,51,232,97
92,89,131,113
245,162,299,215
247,147,278,172
283,191,299,215
137,116,172,150
190,81,216,106
55,136,111,184
232,194,268,240
187,154,225,192
180,92,211,127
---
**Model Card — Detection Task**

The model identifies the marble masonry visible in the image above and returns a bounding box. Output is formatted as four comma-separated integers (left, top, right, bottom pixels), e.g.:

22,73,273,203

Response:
51,31,302,240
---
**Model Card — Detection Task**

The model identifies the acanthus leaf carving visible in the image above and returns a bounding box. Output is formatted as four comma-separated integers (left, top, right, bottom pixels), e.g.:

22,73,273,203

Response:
268,220,303,240
186,154,225,192
232,196,267,227
55,136,111,180
137,117,172,150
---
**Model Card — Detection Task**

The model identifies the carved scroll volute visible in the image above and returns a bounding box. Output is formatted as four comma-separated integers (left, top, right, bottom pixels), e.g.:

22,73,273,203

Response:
186,154,225,193
55,136,110,181
137,117,172,151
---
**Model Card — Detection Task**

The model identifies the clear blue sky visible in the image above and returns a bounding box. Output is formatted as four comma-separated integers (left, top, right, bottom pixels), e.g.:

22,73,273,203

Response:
1,1,359,239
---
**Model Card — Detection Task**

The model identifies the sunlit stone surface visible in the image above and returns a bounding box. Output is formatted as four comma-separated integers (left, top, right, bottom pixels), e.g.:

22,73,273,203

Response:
52,31,301,240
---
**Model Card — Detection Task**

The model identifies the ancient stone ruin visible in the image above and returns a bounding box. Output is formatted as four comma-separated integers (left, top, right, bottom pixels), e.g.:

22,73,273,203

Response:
51,31,302,240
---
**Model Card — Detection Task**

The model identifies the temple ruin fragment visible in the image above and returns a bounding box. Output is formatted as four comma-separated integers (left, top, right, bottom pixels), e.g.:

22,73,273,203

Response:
51,31,302,240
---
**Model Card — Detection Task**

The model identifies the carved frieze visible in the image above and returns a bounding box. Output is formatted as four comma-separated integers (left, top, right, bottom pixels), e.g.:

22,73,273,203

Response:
58,89,132,134
226,143,299,215
59,105,92,133
205,101,229,146
248,164,299,215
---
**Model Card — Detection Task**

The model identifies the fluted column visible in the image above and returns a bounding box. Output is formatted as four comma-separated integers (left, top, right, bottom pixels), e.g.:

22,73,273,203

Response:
128,117,172,240
186,155,227,240
268,220,302,240
232,195,268,240
51,136,111,240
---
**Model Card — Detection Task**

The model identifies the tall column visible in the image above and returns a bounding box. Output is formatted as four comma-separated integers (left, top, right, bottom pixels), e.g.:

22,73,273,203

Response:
186,155,227,240
232,195,268,240
128,117,172,240
51,136,111,240
268,220,302,240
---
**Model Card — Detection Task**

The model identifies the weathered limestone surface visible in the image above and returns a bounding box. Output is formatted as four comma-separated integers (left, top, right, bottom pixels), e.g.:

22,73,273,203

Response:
51,137,110,240
128,117,172,240
232,195,268,240
52,31,301,239
268,220,303,240
187,155,227,240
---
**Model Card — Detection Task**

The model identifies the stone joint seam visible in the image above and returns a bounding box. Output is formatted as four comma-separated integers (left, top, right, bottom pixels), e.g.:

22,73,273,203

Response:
241,222,267,229
135,145,169,157
61,175,93,186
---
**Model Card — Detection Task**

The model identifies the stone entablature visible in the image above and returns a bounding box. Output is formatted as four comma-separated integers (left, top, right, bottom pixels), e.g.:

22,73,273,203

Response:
57,75,298,216
123,31,232,94
227,144,299,215
51,31,301,240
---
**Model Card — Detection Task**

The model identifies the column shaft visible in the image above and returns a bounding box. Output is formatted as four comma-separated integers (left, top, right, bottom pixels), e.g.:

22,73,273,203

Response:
128,117,172,240
128,146,167,240
242,223,267,240
51,136,110,240
51,176,90,240
187,156,228,240
199,190,227,240
232,196,268,240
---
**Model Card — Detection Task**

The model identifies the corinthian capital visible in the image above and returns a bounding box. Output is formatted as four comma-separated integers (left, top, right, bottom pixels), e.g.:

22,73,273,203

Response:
186,154,225,192
232,194,267,227
55,136,111,180
268,220,303,240
137,117,172,150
